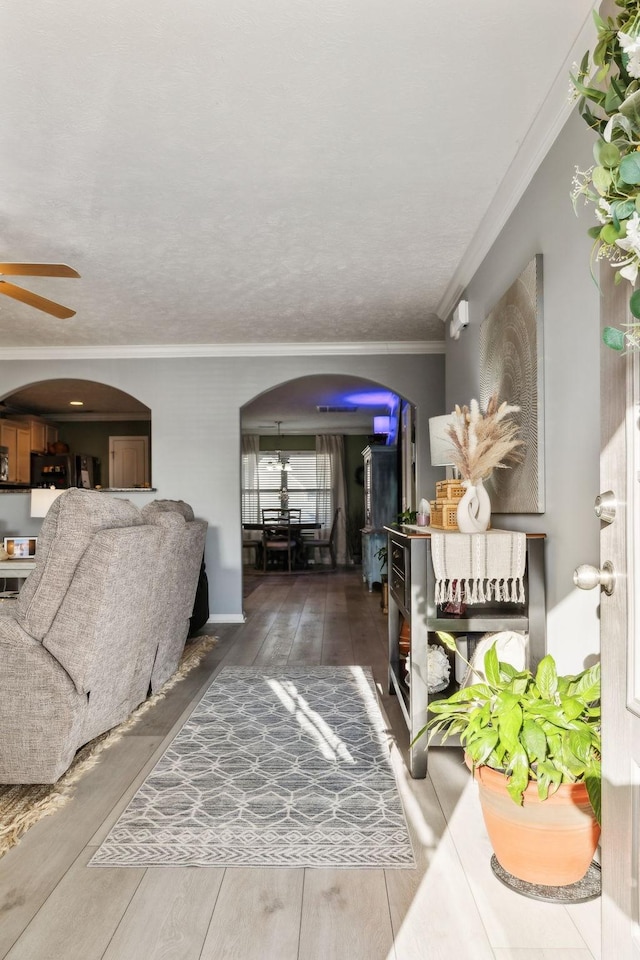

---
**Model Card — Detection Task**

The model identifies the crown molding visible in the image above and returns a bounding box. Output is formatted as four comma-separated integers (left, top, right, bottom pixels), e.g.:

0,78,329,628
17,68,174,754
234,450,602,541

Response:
436,5,599,323
0,340,444,360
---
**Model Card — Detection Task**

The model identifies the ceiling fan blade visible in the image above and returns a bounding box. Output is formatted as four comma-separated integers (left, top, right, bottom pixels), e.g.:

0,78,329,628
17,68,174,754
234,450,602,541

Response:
0,281,76,319
0,263,80,278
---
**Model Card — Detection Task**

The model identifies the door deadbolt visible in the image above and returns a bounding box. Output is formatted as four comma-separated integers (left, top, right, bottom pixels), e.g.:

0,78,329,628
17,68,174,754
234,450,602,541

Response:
573,561,616,596
594,490,617,524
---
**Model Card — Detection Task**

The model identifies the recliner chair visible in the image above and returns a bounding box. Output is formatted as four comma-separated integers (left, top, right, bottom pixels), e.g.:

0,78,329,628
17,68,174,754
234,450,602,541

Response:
0,489,207,783
141,499,207,691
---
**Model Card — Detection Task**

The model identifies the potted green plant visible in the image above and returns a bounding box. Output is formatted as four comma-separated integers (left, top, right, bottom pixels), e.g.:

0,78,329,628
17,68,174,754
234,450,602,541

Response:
395,509,417,525
416,633,601,886
569,1,640,352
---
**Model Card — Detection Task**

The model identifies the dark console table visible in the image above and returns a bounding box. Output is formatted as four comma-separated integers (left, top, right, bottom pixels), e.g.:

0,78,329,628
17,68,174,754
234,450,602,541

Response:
386,526,546,779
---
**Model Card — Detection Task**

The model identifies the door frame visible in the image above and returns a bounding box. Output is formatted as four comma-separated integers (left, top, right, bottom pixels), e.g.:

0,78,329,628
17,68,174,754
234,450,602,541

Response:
600,268,638,957
108,435,150,488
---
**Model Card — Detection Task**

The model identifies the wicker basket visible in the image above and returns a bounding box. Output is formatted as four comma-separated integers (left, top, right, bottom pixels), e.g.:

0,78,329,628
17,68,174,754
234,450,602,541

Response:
429,499,459,530
435,479,465,501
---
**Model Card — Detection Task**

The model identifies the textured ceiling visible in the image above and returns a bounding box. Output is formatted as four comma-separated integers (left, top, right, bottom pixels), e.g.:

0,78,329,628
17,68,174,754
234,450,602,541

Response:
0,0,594,349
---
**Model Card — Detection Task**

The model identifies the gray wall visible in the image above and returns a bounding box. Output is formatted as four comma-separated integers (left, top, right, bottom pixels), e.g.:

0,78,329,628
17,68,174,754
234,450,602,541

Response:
445,108,600,673
0,353,444,620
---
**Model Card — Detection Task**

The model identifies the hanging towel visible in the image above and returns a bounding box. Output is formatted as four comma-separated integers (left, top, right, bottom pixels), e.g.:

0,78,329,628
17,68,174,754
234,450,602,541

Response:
431,531,526,605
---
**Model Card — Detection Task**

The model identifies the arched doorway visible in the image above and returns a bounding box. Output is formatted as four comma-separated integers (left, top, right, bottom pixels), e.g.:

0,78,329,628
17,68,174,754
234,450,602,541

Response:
240,374,416,579
0,378,152,489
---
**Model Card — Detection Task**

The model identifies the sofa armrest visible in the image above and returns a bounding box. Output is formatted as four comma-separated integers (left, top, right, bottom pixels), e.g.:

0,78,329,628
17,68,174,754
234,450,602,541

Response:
0,598,17,617
0,615,88,783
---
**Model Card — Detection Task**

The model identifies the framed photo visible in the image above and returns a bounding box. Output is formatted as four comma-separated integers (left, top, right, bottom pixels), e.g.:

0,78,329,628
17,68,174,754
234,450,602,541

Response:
3,537,38,558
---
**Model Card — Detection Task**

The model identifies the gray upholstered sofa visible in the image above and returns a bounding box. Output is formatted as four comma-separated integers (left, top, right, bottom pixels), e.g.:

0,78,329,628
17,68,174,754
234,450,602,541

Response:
140,499,208,692
0,489,207,784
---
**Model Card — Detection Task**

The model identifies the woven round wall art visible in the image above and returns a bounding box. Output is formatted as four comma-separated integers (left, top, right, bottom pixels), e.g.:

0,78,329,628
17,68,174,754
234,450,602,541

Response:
479,255,544,514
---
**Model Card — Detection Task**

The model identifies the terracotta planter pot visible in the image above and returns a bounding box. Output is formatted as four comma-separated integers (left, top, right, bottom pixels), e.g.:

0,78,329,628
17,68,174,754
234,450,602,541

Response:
471,762,600,886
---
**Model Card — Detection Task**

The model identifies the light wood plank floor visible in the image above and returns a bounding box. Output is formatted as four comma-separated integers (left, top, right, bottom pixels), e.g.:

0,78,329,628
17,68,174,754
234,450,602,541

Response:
0,570,601,960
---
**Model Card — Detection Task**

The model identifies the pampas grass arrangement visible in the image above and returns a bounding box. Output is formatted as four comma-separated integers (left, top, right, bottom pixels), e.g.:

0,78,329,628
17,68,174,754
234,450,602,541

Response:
447,392,523,484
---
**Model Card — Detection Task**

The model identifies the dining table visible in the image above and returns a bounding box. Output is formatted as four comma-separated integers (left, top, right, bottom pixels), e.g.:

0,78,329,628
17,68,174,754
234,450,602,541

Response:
242,521,321,570
242,522,321,533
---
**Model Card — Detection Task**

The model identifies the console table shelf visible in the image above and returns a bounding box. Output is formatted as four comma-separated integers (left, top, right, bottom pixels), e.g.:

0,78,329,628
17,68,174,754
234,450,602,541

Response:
386,526,546,779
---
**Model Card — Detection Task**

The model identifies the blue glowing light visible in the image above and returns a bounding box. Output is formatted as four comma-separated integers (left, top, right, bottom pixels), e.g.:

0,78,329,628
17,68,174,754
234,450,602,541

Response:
345,390,398,407
373,416,392,434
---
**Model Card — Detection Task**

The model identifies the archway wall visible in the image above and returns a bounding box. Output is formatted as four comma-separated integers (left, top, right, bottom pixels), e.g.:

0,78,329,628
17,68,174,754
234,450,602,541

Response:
0,351,444,619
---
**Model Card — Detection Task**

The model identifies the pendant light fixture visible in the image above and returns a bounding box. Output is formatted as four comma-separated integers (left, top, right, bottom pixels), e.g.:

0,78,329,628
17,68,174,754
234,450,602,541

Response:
265,421,292,472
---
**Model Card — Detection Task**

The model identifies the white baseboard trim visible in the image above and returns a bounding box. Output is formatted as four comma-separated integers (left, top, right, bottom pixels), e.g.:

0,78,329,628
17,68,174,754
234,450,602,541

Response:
207,613,246,624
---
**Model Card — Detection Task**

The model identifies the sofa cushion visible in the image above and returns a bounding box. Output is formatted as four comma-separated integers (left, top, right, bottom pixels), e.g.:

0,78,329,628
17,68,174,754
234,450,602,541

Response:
141,499,195,521
42,523,160,700
17,489,144,641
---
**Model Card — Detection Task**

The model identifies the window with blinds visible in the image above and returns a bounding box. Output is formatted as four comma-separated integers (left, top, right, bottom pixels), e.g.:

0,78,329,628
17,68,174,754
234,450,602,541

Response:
241,451,333,525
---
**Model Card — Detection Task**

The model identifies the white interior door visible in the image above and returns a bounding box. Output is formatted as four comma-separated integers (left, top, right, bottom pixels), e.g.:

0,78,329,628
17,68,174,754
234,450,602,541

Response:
108,436,149,488
598,270,640,957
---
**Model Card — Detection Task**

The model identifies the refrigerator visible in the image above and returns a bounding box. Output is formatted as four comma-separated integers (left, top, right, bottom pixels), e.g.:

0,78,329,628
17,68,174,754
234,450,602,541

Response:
31,454,100,489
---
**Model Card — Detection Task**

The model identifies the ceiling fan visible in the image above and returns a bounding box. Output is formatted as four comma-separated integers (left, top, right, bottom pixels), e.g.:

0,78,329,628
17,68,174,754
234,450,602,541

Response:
0,263,80,319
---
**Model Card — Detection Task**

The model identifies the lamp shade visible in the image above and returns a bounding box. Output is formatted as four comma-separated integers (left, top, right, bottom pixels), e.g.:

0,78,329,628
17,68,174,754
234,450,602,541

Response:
428,414,456,467
30,487,64,518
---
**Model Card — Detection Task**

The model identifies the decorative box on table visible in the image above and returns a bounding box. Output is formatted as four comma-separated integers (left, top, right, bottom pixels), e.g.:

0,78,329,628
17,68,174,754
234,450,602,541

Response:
430,479,465,530
435,479,465,501
429,500,459,530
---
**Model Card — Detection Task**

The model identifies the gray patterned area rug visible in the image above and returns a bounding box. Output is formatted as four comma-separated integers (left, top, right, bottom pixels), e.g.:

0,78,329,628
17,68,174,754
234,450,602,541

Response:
89,666,414,868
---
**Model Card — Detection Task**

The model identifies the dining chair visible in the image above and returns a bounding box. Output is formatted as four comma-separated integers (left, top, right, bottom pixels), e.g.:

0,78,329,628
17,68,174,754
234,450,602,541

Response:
261,508,301,524
304,506,341,570
242,537,261,568
261,510,297,572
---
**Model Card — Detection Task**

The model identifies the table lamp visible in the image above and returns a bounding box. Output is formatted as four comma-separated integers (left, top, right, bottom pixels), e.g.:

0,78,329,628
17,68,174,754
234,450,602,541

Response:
428,414,457,471
30,487,64,518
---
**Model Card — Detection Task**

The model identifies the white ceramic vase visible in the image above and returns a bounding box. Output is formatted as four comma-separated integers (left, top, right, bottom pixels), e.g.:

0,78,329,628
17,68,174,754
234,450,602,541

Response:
456,479,491,533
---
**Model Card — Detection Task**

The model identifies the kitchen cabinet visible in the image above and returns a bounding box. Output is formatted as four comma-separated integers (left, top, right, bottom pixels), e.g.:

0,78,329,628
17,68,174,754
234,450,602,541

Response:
45,424,58,451
17,425,30,482
0,421,31,483
29,419,46,454
386,527,546,778
13,417,49,454
1,416,51,456
1,422,17,481
361,444,398,591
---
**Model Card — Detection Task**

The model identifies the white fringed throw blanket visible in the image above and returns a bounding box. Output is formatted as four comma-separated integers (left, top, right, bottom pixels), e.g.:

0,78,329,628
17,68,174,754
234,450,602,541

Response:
431,531,526,605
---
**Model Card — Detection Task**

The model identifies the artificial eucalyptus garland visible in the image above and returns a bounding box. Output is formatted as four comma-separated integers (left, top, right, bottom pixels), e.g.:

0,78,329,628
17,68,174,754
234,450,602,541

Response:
571,1,640,350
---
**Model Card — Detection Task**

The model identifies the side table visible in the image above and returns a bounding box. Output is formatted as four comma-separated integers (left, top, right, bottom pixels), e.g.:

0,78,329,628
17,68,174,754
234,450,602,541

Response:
386,527,546,778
